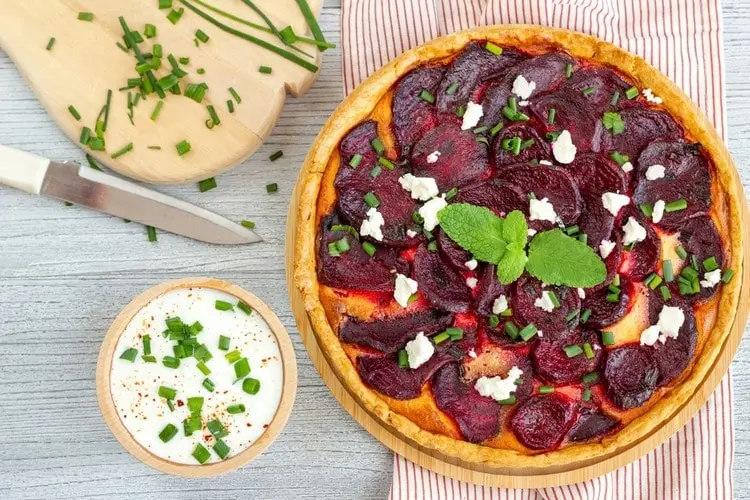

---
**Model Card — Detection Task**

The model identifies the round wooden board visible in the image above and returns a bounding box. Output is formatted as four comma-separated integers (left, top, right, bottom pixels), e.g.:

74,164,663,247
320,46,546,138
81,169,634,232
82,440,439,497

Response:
285,169,750,488
97,277,298,477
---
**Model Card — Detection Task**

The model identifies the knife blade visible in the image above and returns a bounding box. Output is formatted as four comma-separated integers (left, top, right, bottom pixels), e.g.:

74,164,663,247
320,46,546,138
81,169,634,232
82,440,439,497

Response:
0,145,262,245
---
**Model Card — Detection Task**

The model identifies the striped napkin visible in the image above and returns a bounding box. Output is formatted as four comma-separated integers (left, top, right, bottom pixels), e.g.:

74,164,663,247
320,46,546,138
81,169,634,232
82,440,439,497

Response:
339,1,734,498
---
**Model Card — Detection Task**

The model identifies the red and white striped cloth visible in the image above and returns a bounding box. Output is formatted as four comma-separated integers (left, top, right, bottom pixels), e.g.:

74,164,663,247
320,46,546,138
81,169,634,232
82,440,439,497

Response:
339,1,734,498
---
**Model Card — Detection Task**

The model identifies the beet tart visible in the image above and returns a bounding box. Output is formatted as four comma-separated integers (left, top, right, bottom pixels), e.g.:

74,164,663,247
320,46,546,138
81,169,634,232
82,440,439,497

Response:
294,26,743,468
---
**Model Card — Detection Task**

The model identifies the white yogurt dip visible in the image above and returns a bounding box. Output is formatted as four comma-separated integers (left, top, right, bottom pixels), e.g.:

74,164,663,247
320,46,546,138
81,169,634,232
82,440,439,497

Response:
110,287,283,464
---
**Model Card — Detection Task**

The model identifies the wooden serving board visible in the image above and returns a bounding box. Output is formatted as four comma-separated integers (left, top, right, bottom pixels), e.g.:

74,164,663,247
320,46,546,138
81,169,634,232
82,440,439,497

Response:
284,170,750,488
0,0,322,184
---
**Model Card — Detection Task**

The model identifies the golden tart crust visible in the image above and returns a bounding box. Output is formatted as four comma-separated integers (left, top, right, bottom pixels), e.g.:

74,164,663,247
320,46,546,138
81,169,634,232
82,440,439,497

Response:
294,26,743,468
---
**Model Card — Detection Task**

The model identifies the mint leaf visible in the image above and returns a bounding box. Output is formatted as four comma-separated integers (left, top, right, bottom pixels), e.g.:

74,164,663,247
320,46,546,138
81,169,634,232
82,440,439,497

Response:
502,210,528,252
525,229,607,287
438,203,506,263
497,248,527,285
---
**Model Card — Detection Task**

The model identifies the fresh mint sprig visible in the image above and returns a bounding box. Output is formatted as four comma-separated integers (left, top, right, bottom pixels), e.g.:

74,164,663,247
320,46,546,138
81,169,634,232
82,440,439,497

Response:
438,203,606,287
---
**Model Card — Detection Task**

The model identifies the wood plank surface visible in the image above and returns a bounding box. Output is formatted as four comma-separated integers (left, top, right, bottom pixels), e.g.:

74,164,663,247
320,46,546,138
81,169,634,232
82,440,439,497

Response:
0,0,749,498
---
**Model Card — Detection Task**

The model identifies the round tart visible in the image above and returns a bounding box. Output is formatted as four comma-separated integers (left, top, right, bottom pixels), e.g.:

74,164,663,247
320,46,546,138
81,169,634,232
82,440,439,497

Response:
294,26,743,467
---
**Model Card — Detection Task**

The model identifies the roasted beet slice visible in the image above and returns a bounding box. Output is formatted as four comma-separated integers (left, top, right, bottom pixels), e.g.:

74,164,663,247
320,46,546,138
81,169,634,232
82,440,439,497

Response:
592,108,682,159
392,66,445,153
357,352,453,400
337,171,421,247
592,231,624,292
530,88,597,151
532,330,603,385
340,309,454,354
512,276,580,341
618,209,661,281
336,120,380,190
583,276,633,328
479,53,576,127
436,228,471,271
677,216,725,302
456,180,527,216
473,264,508,317
633,141,711,229
578,191,615,251
413,245,472,313
568,407,620,442
432,363,502,443
436,42,524,115
318,222,398,292
411,122,491,191
510,394,578,450
646,294,698,385
567,153,627,196
496,165,582,226
603,345,659,409
492,123,552,167
562,66,633,113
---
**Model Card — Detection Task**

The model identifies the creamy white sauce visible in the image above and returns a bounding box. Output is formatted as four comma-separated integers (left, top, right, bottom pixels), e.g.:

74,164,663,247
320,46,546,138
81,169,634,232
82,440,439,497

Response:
110,288,283,465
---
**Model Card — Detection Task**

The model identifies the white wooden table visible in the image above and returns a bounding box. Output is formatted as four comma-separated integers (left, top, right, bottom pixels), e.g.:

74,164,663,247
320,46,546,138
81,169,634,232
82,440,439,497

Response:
1,1,749,498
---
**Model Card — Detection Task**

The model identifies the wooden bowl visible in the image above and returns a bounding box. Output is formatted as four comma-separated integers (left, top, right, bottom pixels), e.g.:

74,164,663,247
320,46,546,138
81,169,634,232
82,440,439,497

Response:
96,277,297,477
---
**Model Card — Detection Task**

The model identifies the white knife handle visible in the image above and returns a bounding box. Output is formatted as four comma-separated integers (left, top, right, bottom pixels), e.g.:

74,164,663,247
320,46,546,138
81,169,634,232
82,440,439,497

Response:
0,145,50,194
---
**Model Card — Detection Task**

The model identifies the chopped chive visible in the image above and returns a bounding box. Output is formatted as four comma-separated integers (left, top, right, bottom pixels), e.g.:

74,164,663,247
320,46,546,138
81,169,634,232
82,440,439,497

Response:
227,403,246,414
722,269,735,283
158,386,177,400
547,291,560,308
663,260,674,282
582,388,592,401
370,165,381,178
583,343,595,359
197,361,211,375
447,327,464,341
225,350,242,363
234,358,251,379
606,293,620,303
240,220,255,229
490,121,504,136
111,143,134,159
167,8,184,24
68,105,81,121
176,140,191,156
270,150,284,162
485,41,503,55
583,87,595,96
371,137,385,154
565,63,573,78
119,348,138,362
676,245,688,260
162,356,180,369
159,424,178,442
582,372,599,384
486,314,499,328
625,86,639,99
580,308,592,323
665,199,688,212
187,397,204,415
206,104,220,127
243,377,261,395
519,323,537,341
566,309,580,322
660,285,672,301
446,82,459,95
198,177,217,192
539,385,554,394
433,332,450,344
79,127,91,145
294,0,329,49
195,29,210,43
215,300,234,311
364,191,380,208
202,378,215,392
227,100,235,113
266,182,279,193
419,89,435,103
237,301,252,315
378,157,395,170
610,151,629,166
398,349,409,368
703,256,719,272
349,153,363,168
153,44,163,58
147,226,158,242
564,344,583,358
498,395,516,405
547,108,556,125
229,87,242,104
362,241,376,257
192,444,210,464
78,12,94,21
258,65,274,74
445,187,459,201
159,0,173,7
601,331,615,346
46,37,56,51
610,91,620,106
218,335,231,351
144,24,157,38
213,439,230,459
194,344,213,362
456,104,466,117
681,266,699,281
142,355,157,363
142,335,152,356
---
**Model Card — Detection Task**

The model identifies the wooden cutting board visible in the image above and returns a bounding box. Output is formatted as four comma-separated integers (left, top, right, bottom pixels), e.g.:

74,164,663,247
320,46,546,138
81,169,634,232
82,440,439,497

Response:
0,0,323,184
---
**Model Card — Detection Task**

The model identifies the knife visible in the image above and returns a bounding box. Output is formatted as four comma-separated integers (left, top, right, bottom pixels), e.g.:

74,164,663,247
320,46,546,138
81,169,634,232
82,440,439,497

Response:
0,145,262,245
